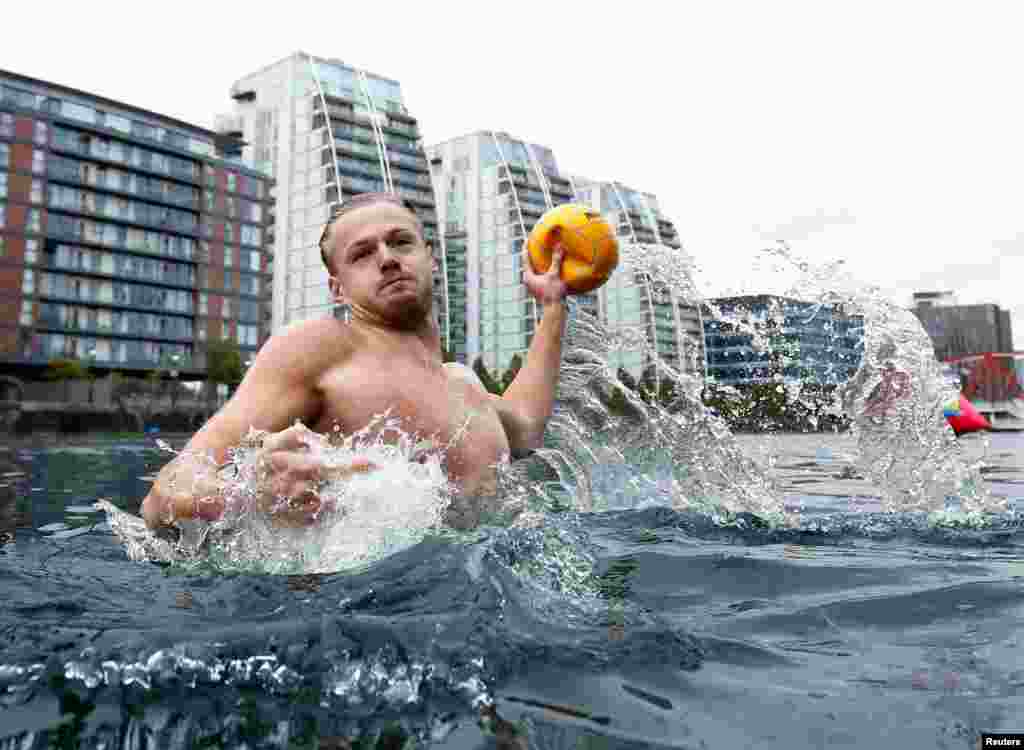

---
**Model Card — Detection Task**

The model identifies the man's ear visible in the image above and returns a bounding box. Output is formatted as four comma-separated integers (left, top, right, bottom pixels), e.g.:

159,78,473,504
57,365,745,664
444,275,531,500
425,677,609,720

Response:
328,275,346,304
427,242,438,272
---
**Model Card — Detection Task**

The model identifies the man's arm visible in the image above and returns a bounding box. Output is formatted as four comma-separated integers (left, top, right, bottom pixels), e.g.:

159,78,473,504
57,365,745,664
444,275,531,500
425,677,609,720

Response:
493,302,568,455
140,319,339,529
491,247,570,455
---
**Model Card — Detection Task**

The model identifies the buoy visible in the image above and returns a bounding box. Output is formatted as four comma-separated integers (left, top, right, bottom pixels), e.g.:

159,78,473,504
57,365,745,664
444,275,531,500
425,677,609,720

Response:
527,203,619,294
944,394,990,435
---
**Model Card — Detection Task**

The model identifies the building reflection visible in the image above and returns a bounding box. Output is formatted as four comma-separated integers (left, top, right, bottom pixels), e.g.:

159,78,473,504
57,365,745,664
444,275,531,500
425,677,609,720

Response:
0,450,30,543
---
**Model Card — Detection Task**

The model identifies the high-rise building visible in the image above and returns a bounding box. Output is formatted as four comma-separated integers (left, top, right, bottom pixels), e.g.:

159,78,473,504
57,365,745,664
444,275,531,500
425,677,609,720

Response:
702,294,863,385
426,131,577,371
217,52,440,332
571,177,703,378
427,131,701,378
0,69,274,379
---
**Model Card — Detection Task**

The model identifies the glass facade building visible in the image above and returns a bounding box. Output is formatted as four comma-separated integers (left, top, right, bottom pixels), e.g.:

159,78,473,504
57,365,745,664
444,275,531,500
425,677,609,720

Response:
0,70,274,378
218,53,440,332
703,295,863,385
426,132,701,377
426,132,575,370
571,177,703,378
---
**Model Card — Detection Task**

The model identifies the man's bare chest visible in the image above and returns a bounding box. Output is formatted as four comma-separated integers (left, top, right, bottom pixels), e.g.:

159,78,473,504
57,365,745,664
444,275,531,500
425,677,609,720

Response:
312,360,506,454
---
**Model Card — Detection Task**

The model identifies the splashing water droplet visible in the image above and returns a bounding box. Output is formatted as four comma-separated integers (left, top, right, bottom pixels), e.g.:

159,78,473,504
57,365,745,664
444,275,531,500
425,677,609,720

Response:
154,439,176,455
102,414,455,573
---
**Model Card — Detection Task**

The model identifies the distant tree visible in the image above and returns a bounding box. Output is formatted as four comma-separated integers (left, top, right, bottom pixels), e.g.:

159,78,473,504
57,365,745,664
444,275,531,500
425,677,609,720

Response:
638,362,662,405
500,353,524,393
206,339,244,396
44,357,88,382
616,366,638,392
472,357,503,395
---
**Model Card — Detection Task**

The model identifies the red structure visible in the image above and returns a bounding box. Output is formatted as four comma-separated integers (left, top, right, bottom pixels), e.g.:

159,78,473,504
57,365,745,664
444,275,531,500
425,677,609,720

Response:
950,352,1024,404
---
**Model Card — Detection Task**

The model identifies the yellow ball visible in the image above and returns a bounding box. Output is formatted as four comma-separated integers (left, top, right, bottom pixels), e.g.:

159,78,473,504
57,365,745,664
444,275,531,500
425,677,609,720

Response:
527,203,619,294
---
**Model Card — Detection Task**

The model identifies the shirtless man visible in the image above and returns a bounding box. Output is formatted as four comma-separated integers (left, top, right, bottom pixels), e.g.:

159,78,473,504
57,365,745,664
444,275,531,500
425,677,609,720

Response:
141,192,568,531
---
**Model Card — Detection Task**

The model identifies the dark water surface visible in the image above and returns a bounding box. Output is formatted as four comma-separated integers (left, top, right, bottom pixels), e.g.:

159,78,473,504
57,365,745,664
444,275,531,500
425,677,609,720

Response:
1,433,1022,749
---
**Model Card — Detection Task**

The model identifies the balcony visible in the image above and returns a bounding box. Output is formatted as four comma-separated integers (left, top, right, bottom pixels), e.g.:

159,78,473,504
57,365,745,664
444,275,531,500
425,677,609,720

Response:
230,84,256,103
388,108,418,125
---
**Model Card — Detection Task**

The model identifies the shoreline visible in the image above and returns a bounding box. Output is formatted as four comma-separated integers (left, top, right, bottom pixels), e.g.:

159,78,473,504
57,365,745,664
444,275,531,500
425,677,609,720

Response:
0,431,195,450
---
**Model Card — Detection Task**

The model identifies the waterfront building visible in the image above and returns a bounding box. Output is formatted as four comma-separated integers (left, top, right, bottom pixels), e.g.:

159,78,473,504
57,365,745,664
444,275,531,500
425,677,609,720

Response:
703,294,863,385
426,131,700,378
425,131,574,370
0,69,274,380
911,291,1013,360
216,52,440,333
571,176,703,378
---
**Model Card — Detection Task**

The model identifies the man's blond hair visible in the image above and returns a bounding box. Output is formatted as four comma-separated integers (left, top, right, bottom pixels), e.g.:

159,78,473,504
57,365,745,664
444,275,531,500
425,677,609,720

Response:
319,192,425,275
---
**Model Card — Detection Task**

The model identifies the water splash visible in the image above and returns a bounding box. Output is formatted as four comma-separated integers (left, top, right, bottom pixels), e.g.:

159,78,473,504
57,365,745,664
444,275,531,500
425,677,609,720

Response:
501,236,1005,530
499,241,785,524
100,415,453,574
758,240,1002,515
99,236,1009,579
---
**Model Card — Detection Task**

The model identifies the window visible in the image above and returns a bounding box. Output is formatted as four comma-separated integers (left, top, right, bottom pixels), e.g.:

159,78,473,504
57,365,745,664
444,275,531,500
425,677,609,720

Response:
0,201,6,229
22,269,35,294
32,150,45,175
241,273,260,295
0,113,13,137
224,246,234,267
240,225,261,246
26,210,41,233
245,200,262,223
20,300,32,326
30,179,42,204
24,239,38,264
33,121,48,146
0,142,8,167
106,113,131,134
238,324,258,347
63,101,96,124
224,223,234,244
226,196,237,218
222,298,231,320
204,190,215,211
0,236,4,257
248,249,260,272
227,172,237,192
199,293,208,316
0,172,6,199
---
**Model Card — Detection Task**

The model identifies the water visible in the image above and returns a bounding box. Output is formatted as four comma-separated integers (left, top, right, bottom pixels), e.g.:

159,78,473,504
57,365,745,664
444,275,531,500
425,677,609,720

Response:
1,430,1021,748
2,244,1024,748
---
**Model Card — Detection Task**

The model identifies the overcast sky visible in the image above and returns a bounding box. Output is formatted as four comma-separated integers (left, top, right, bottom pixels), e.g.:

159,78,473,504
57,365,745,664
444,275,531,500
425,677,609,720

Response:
4,1,1022,346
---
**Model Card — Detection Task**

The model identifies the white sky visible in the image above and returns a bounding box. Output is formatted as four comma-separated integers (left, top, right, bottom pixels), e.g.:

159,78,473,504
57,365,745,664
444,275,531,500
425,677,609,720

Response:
4,1,1022,347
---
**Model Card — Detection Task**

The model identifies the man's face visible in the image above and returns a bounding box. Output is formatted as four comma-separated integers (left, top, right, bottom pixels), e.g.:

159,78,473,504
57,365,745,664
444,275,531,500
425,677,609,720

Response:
327,202,435,328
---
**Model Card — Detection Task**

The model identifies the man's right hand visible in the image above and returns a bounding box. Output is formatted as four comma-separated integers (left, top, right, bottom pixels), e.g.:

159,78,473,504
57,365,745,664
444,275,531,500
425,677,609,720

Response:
251,423,376,527
142,423,375,530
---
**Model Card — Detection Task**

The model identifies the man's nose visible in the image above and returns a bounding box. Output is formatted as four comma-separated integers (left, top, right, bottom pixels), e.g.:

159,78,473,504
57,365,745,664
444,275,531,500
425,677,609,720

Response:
376,241,402,269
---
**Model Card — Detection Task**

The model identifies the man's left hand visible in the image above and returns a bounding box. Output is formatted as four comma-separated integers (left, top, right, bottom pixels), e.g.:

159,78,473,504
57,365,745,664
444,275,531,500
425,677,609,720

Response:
523,244,568,306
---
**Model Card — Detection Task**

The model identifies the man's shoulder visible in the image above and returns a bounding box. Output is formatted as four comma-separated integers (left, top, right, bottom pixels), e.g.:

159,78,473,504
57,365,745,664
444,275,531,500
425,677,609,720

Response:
276,316,351,342
262,317,356,373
